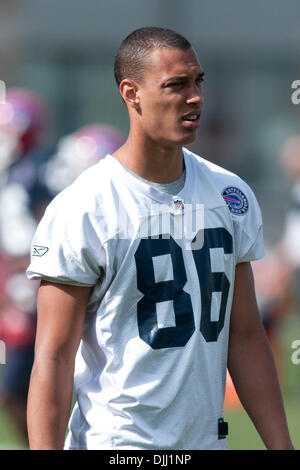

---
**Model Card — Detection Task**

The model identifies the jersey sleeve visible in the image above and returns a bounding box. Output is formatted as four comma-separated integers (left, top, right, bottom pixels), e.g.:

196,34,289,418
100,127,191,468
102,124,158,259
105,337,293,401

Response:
231,183,264,264
26,188,106,286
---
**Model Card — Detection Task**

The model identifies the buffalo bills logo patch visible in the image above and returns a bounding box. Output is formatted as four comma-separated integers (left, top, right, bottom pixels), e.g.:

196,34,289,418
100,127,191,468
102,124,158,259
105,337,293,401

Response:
222,187,249,215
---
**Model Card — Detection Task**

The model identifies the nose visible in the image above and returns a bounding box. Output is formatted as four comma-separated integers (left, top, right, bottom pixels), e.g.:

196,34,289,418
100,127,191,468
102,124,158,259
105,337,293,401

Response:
186,83,203,105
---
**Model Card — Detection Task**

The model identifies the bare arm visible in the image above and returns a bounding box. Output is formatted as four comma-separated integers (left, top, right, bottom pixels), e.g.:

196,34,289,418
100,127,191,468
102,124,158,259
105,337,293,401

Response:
228,262,293,450
27,280,92,450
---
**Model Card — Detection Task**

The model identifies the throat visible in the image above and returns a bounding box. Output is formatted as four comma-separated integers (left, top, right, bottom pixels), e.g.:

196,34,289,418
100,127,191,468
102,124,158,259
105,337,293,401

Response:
113,139,185,183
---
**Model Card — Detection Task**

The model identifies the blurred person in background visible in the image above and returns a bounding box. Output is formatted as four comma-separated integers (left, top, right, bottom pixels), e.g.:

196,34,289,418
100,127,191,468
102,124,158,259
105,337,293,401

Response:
0,88,53,442
278,135,300,317
0,91,125,444
251,249,293,381
43,124,125,198
225,137,300,408
224,250,293,409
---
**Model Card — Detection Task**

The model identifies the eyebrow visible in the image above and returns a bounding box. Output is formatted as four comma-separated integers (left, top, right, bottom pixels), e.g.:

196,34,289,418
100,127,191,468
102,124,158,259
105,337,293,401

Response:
163,71,205,84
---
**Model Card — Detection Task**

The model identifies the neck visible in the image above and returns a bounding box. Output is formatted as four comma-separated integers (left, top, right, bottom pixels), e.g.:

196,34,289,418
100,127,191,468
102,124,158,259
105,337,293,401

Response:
112,129,184,183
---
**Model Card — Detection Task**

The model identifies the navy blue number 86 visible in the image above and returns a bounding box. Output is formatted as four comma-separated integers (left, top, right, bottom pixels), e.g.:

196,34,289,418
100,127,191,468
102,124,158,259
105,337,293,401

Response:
134,227,233,349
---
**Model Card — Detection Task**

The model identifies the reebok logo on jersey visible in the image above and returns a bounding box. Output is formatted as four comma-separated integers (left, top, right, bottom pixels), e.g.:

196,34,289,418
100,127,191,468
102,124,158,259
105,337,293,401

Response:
32,245,49,257
222,186,249,215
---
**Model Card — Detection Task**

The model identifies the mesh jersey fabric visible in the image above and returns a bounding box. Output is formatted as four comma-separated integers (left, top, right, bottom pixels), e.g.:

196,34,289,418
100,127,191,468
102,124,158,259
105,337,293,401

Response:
27,148,264,449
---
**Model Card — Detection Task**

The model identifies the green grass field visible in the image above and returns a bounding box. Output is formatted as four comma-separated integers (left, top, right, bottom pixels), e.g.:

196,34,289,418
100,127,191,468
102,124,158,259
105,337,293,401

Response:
224,397,300,450
0,316,299,450
0,409,27,450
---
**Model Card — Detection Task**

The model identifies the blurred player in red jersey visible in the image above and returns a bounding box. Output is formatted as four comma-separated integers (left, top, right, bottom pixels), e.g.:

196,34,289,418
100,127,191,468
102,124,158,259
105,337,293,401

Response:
0,88,125,443
0,88,53,441
0,90,125,443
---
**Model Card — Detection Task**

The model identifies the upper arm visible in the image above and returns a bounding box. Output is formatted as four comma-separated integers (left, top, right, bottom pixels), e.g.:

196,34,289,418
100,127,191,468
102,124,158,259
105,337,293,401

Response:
34,280,92,364
229,262,264,341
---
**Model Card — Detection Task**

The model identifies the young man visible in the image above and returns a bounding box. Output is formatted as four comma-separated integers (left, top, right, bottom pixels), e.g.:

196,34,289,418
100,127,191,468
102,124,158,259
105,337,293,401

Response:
26,27,293,450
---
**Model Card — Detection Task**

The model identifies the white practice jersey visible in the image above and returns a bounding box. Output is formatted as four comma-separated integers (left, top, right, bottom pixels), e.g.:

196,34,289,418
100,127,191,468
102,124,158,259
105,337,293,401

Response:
27,148,264,450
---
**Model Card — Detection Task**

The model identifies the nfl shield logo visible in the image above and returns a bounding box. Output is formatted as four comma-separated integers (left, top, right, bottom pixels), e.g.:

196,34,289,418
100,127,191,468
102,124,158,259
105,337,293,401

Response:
173,198,184,211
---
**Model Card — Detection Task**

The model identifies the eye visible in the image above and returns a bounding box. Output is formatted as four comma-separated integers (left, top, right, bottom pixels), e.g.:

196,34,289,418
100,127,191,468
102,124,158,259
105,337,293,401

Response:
195,77,204,86
166,82,183,88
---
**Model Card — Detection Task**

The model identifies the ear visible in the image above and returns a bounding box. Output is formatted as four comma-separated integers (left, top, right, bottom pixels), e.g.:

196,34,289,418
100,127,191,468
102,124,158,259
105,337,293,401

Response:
119,79,140,109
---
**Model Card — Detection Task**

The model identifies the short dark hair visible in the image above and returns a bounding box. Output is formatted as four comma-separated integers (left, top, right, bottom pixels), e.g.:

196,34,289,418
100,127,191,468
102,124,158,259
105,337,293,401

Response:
114,27,192,86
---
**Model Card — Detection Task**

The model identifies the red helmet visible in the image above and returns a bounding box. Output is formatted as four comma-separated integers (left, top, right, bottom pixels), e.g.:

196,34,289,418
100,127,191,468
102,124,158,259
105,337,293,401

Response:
0,88,49,168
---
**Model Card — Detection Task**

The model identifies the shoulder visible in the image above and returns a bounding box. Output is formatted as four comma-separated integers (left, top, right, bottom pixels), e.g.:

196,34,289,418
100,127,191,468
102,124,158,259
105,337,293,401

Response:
184,147,246,188
46,155,113,214
183,147,259,217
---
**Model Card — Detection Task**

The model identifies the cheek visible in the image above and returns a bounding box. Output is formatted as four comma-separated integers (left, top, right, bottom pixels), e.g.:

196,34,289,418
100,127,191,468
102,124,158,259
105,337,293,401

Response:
141,97,179,129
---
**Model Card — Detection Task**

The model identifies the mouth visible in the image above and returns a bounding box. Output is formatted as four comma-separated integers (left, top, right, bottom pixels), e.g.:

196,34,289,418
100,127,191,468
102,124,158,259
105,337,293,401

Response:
181,112,201,130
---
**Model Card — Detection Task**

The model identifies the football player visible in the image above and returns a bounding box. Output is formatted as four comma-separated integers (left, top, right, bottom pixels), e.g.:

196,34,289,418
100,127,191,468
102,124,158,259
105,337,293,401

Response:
26,28,293,450
0,88,52,442
0,90,124,444
43,123,125,197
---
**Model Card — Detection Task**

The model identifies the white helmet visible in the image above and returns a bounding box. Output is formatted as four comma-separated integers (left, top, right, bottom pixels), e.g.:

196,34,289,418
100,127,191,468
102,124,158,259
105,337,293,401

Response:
45,124,125,194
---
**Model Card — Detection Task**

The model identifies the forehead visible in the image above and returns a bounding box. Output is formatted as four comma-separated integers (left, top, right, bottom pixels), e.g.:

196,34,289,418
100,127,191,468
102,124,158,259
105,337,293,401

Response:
145,47,202,80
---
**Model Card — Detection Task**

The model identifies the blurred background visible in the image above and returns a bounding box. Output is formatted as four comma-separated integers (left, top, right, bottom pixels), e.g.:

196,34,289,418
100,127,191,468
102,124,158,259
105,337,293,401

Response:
0,0,300,450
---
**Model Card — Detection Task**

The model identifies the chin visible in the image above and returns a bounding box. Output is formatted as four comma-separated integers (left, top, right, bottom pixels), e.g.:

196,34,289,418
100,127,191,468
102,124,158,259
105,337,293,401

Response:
156,130,197,148
177,131,197,145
